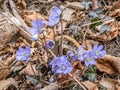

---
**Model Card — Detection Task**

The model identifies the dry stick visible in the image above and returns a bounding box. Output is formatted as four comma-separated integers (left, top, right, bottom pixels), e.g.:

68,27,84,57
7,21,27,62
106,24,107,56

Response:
30,62,37,76
53,27,58,56
8,0,29,31
0,12,32,41
57,35,80,48
68,73,87,90
8,0,33,41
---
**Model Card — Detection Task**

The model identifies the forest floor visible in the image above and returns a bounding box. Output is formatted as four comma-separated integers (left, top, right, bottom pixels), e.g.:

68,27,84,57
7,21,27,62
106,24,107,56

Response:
0,0,120,90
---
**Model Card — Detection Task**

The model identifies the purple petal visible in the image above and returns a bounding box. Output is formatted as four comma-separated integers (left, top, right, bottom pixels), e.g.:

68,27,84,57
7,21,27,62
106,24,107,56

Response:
85,61,89,67
43,20,54,26
30,27,39,34
98,45,103,50
50,6,62,17
100,51,106,56
16,51,24,55
25,46,30,50
56,69,63,74
18,47,25,52
16,56,22,60
36,18,43,27
31,21,39,28
93,45,98,50
90,60,96,65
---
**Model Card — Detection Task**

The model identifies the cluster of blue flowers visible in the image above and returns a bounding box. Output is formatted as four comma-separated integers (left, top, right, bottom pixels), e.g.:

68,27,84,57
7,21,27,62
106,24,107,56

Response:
50,56,73,74
30,6,61,41
50,45,106,74
70,45,106,67
16,6,61,62
15,44,106,74
15,6,106,75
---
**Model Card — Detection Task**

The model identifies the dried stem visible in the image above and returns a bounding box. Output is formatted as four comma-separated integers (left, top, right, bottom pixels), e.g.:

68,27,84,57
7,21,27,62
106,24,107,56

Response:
68,73,87,90
60,18,63,55
30,62,37,76
57,35,80,48
42,31,49,62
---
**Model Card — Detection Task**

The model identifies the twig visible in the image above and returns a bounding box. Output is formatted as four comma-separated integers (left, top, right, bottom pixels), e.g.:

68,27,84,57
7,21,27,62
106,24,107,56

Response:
68,73,87,90
0,12,32,41
8,0,29,31
57,35,80,48
30,62,37,76
9,60,18,68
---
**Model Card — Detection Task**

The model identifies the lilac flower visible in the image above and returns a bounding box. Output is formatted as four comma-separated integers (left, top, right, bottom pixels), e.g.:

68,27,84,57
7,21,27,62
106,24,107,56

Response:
50,6,62,17
43,6,62,26
92,45,106,58
30,18,44,35
46,40,55,49
49,56,73,74
67,51,77,61
77,46,86,61
83,51,96,67
16,46,31,62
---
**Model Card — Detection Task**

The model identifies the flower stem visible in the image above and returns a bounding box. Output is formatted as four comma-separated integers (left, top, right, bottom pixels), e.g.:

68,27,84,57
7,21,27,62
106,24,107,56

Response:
60,18,63,56
68,73,87,90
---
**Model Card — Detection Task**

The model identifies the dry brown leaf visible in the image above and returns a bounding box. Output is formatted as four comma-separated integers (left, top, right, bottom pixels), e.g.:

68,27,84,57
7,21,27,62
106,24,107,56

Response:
0,61,10,80
93,0,99,10
72,10,85,23
48,0,54,2
82,40,99,50
116,84,120,90
67,2,84,10
0,0,2,3
22,10,45,26
19,63,39,76
4,55,15,65
0,78,18,90
96,55,120,74
82,81,98,90
99,78,118,90
39,29,54,45
108,1,120,16
16,0,26,10
73,61,83,70
41,82,59,90
0,12,19,45
111,1,120,10
62,8,74,21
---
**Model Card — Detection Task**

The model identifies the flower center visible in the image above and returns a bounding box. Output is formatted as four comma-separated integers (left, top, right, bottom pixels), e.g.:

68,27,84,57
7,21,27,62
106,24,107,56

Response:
24,53,29,57
61,65,66,70
95,51,99,55
86,58,90,61
49,42,54,47
78,51,82,55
